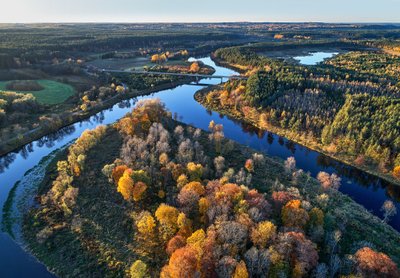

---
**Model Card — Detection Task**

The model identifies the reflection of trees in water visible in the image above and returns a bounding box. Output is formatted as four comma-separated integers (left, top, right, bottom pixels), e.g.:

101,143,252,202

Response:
242,123,263,138
118,99,132,109
267,132,274,145
315,153,400,201
90,111,105,124
20,143,34,160
228,116,263,138
316,154,379,186
316,154,335,168
285,141,296,154
219,111,400,205
385,183,400,202
0,152,16,173
257,129,266,139
36,126,76,149
0,126,75,173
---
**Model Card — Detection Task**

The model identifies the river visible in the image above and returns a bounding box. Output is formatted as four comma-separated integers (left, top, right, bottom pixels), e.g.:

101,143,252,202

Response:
294,51,339,65
0,56,399,277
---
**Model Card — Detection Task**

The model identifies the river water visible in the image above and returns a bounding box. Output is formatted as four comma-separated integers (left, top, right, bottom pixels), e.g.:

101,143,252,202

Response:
0,57,399,277
294,51,339,65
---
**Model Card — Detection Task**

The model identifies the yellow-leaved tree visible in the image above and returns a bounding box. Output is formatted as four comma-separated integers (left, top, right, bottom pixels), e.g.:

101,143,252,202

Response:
130,260,148,278
117,169,134,201
155,204,180,241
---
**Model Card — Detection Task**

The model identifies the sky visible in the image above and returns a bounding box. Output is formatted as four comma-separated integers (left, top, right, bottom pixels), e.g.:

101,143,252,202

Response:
2,0,400,23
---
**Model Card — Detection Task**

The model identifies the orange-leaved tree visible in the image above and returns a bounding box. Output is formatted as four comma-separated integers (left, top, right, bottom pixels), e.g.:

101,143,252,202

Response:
393,166,400,180
282,199,309,229
112,165,129,184
355,247,400,277
161,246,198,278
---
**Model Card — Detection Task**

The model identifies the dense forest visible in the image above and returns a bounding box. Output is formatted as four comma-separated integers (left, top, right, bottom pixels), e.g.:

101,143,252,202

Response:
200,43,400,182
24,99,400,277
0,24,246,69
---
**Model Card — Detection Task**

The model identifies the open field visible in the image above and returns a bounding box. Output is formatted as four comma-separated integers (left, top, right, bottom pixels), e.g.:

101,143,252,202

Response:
86,57,152,70
0,80,75,105
86,57,192,71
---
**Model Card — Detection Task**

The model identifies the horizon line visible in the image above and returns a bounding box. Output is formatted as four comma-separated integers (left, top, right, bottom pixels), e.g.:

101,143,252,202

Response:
1,21,400,25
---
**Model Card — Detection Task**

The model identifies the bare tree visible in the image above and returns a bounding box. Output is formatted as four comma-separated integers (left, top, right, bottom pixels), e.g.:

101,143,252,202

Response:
252,153,265,167
174,125,184,143
177,139,193,165
214,156,225,177
193,128,202,140
284,156,296,173
381,200,397,223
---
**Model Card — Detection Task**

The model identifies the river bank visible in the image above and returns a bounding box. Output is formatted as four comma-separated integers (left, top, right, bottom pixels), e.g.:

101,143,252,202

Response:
194,86,400,188
2,147,67,277
205,55,400,188
0,77,199,157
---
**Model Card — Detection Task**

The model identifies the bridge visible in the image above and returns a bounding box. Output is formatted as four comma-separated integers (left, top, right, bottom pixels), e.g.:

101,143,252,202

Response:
99,68,248,83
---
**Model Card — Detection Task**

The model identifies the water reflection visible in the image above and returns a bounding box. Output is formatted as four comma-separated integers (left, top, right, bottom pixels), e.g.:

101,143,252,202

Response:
267,133,274,145
36,126,76,149
212,107,400,228
294,52,339,65
0,152,16,173
225,109,400,203
20,143,33,160
117,99,133,109
192,103,400,221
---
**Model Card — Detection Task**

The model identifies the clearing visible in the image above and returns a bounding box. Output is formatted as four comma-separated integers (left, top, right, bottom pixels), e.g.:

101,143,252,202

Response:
0,79,75,105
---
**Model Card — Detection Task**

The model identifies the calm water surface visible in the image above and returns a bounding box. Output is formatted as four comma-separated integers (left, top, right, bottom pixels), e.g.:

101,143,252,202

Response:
0,57,399,277
294,52,339,65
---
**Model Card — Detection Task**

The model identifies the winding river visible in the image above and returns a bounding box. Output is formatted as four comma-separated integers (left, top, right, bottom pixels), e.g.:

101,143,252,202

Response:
0,57,399,277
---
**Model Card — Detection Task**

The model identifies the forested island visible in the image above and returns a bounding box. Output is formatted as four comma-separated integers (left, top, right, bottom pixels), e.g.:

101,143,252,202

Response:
23,99,400,277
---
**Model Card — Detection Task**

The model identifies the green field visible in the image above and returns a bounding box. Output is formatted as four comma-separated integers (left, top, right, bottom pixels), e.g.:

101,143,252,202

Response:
0,80,75,105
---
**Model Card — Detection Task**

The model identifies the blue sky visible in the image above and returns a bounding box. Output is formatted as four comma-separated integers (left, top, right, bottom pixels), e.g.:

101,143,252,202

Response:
2,0,400,23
